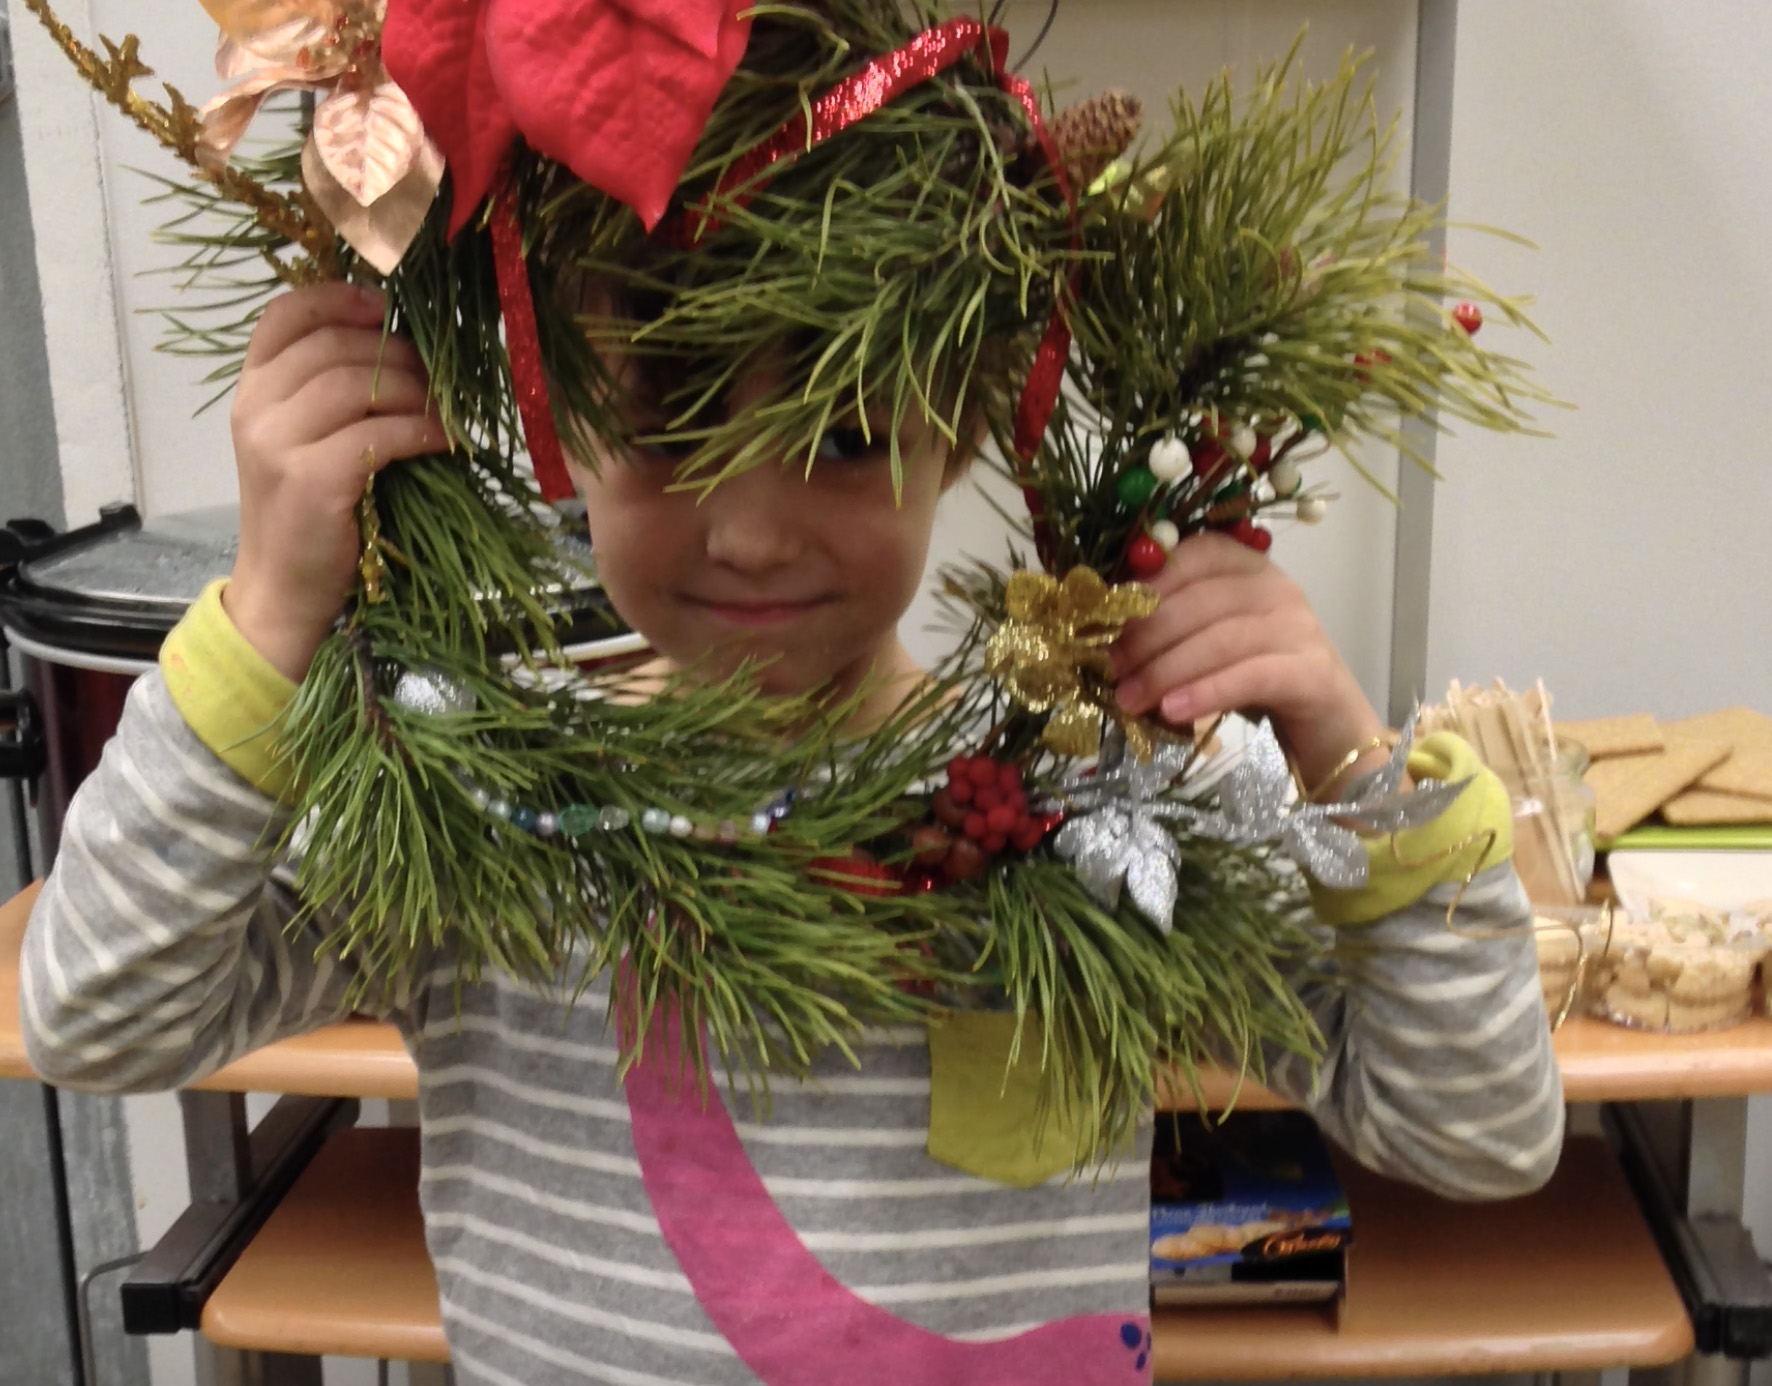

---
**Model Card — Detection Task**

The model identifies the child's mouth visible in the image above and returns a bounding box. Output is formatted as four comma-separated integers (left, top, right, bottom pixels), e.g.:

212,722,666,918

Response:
688,597,831,628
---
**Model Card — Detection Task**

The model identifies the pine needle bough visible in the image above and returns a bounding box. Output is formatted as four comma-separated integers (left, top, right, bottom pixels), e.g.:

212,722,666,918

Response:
26,0,1553,1163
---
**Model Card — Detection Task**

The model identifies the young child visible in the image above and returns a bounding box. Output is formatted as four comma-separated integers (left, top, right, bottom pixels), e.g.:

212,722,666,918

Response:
22,277,1561,1385
19,7,1561,1384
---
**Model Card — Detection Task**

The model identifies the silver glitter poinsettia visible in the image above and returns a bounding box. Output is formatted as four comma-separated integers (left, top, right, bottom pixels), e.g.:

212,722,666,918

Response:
1167,712,1469,890
1051,738,1195,932
1051,714,1471,932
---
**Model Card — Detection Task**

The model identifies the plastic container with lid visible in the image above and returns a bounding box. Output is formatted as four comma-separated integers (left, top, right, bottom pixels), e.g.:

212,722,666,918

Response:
1532,905,1612,1026
1582,901,1771,1034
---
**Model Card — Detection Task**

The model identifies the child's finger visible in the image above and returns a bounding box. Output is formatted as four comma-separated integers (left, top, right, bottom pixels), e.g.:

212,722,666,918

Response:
1139,530,1266,598
332,413,450,480
261,326,427,403
243,283,386,371
1155,650,1301,728
1112,573,1280,683
1116,606,1317,718
284,364,435,442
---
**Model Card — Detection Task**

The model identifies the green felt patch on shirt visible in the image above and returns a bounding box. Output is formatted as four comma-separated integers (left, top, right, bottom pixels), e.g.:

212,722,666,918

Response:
926,1011,1082,1187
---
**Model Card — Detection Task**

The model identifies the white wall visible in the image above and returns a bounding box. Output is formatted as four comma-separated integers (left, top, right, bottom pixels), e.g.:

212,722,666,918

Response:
1432,2,1772,719
84,0,237,517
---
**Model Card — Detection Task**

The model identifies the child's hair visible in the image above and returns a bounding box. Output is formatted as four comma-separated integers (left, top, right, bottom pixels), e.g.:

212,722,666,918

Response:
560,269,1001,485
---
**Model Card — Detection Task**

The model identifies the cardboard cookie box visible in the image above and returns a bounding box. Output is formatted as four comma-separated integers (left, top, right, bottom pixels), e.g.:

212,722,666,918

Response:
1150,1109,1351,1307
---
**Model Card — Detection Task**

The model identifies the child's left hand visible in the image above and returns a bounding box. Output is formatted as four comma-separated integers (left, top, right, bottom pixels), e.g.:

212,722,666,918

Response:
1111,533,1390,797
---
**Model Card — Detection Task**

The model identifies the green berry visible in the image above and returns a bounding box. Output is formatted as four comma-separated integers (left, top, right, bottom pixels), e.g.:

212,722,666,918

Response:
1116,466,1158,508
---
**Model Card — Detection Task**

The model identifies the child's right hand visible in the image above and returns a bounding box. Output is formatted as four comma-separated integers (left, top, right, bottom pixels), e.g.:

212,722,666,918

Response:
222,284,447,682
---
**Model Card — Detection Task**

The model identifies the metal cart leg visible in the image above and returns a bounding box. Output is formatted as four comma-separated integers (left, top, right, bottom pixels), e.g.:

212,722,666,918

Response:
1608,1099,1772,1386
176,1091,332,1386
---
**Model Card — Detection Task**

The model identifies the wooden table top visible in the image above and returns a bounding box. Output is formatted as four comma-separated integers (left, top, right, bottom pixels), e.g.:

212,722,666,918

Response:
198,1128,1688,1376
12,880,1772,1105
200,1126,447,1362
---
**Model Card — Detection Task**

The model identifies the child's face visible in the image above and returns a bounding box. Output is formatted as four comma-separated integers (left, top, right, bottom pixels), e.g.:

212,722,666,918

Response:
568,368,958,698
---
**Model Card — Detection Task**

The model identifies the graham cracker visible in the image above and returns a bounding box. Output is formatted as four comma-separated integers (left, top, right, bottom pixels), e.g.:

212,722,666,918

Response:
1554,714,1664,760
1661,788,1772,826
1673,707,1772,799
1587,735,1732,841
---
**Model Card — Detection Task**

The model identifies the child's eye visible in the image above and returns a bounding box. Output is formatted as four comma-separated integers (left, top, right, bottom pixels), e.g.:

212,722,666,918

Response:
815,425,879,463
634,433,699,464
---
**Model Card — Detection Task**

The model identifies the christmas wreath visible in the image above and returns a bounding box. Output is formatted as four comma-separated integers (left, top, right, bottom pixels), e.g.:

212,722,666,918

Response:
24,0,1551,1161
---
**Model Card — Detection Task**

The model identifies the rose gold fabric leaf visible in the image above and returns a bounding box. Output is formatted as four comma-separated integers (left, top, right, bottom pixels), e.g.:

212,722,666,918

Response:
303,133,442,275
216,17,336,75
200,0,337,45
216,34,255,81
198,70,313,170
313,82,425,207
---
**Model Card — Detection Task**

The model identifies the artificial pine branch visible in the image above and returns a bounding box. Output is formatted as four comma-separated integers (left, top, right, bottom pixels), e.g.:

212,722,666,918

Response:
987,46,1557,577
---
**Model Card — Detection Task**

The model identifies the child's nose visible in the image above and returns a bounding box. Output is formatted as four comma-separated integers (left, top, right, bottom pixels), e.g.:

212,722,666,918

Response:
701,464,805,572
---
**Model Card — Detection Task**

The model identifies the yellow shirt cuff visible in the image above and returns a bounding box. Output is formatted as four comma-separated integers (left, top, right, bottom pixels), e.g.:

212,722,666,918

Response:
159,580,299,801
1307,731,1514,927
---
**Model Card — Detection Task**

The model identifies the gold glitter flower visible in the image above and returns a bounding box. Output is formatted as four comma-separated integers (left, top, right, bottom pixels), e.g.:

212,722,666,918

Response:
985,567,1160,760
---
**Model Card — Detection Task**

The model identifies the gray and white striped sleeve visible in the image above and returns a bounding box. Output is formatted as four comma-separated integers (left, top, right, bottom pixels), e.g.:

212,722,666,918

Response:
20,671,407,1094
1267,861,1565,1200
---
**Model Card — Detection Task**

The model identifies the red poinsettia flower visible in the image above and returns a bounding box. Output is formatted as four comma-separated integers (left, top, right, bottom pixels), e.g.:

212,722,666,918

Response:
381,0,753,235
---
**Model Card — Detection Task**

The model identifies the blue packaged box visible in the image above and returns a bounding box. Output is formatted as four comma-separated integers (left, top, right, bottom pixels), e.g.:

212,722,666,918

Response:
1150,1109,1351,1305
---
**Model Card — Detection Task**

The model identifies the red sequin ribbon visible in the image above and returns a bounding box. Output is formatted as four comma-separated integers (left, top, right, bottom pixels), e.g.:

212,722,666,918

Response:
684,19,1013,236
491,174,575,503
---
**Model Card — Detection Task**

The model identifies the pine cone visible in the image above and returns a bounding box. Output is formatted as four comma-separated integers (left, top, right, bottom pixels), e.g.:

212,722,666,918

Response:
1050,89,1144,192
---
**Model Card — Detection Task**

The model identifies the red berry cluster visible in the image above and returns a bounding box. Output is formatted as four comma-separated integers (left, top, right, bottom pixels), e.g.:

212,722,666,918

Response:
1186,418,1276,557
1193,417,1275,480
919,755,1058,883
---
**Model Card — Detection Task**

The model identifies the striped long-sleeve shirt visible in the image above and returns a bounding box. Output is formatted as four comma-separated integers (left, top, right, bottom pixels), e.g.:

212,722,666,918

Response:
20,591,1563,1386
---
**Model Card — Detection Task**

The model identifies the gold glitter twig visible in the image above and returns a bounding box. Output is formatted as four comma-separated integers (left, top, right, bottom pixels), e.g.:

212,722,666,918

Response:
356,469,409,604
18,0,338,281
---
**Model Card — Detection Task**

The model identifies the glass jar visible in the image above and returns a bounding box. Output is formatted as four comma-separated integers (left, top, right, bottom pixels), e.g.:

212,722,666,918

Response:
1505,740,1597,905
